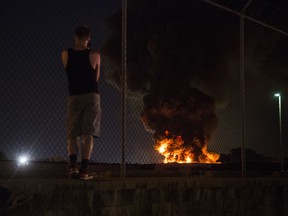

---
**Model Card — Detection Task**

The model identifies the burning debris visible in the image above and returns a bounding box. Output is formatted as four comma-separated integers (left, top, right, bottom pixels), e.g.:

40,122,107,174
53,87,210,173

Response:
155,134,220,163
140,85,220,163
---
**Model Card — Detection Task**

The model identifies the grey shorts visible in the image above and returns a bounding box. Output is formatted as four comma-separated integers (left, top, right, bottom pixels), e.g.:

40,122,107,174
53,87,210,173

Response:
66,93,101,139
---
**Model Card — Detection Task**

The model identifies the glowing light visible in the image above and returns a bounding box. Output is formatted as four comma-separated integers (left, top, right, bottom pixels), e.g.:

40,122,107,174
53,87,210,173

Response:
274,93,280,97
18,155,29,166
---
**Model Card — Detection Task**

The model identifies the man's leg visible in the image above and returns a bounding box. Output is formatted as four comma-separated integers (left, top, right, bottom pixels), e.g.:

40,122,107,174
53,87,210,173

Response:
67,137,80,169
80,135,94,170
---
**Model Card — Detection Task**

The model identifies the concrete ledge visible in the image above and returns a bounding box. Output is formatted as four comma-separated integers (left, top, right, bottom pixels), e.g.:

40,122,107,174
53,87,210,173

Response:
1,161,286,179
1,177,288,216
1,162,288,215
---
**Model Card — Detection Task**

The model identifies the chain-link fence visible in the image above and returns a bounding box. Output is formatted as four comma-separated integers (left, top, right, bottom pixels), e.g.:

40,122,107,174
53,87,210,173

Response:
1,0,287,177
0,0,123,164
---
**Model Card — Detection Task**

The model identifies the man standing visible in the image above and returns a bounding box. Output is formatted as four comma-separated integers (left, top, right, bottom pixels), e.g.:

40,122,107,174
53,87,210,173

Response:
61,25,101,180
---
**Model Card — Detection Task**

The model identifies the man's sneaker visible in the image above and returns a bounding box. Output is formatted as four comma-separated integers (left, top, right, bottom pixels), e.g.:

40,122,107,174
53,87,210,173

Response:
68,167,79,179
79,168,94,180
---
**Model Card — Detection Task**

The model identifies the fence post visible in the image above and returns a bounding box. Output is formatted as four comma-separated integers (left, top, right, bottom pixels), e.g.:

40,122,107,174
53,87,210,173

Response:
240,0,253,177
121,0,127,180
239,14,246,177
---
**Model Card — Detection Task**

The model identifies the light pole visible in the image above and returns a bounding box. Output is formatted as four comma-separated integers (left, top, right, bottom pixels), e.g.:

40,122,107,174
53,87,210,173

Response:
274,93,284,172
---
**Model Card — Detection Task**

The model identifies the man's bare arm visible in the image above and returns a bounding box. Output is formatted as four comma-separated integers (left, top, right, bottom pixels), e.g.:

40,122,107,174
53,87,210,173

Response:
61,49,68,68
89,51,101,81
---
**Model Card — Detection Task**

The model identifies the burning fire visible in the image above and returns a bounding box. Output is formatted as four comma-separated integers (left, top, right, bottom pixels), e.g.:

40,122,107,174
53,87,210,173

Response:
155,131,220,163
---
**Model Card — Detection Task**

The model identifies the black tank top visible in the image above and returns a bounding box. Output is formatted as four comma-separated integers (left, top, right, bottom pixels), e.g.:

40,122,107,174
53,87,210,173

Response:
65,48,99,95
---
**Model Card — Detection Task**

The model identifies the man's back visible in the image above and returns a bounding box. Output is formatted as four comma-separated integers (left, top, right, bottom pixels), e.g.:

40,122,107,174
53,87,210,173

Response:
65,48,99,96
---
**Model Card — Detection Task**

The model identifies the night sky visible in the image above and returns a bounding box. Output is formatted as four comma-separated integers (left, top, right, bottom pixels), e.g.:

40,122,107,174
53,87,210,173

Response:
1,0,288,164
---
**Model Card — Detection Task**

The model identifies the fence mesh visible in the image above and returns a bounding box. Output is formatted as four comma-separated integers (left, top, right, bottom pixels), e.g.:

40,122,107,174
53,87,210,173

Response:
0,0,287,175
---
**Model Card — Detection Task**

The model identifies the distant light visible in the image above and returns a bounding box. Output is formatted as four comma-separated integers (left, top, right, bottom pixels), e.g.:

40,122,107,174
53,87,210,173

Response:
18,155,29,166
274,93,281,97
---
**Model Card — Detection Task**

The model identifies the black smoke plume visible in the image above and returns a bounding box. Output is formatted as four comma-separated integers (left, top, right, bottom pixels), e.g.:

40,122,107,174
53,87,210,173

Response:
101,0,288,161
101,0,239,161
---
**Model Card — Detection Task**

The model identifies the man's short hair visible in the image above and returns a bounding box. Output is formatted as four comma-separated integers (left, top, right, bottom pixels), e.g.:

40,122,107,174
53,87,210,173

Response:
75,25,91,39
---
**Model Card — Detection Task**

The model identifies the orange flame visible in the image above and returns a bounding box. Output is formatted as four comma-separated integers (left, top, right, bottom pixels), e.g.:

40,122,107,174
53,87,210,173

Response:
155,131,220,163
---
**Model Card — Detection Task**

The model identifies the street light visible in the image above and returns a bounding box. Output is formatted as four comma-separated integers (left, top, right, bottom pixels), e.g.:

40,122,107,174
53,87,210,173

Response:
274,93,284,172
17,155,29,166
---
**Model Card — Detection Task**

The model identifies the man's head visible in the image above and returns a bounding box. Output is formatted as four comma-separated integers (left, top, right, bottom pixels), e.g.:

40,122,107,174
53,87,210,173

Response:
74,25,91,44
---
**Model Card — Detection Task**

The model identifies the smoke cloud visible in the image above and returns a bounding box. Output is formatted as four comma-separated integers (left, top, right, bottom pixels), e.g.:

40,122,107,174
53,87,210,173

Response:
102,0,239,101
101,0,288,160
102,0,238,160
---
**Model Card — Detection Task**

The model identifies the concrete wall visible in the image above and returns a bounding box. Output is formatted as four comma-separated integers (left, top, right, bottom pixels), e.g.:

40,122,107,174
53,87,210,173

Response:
1,177,288,216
